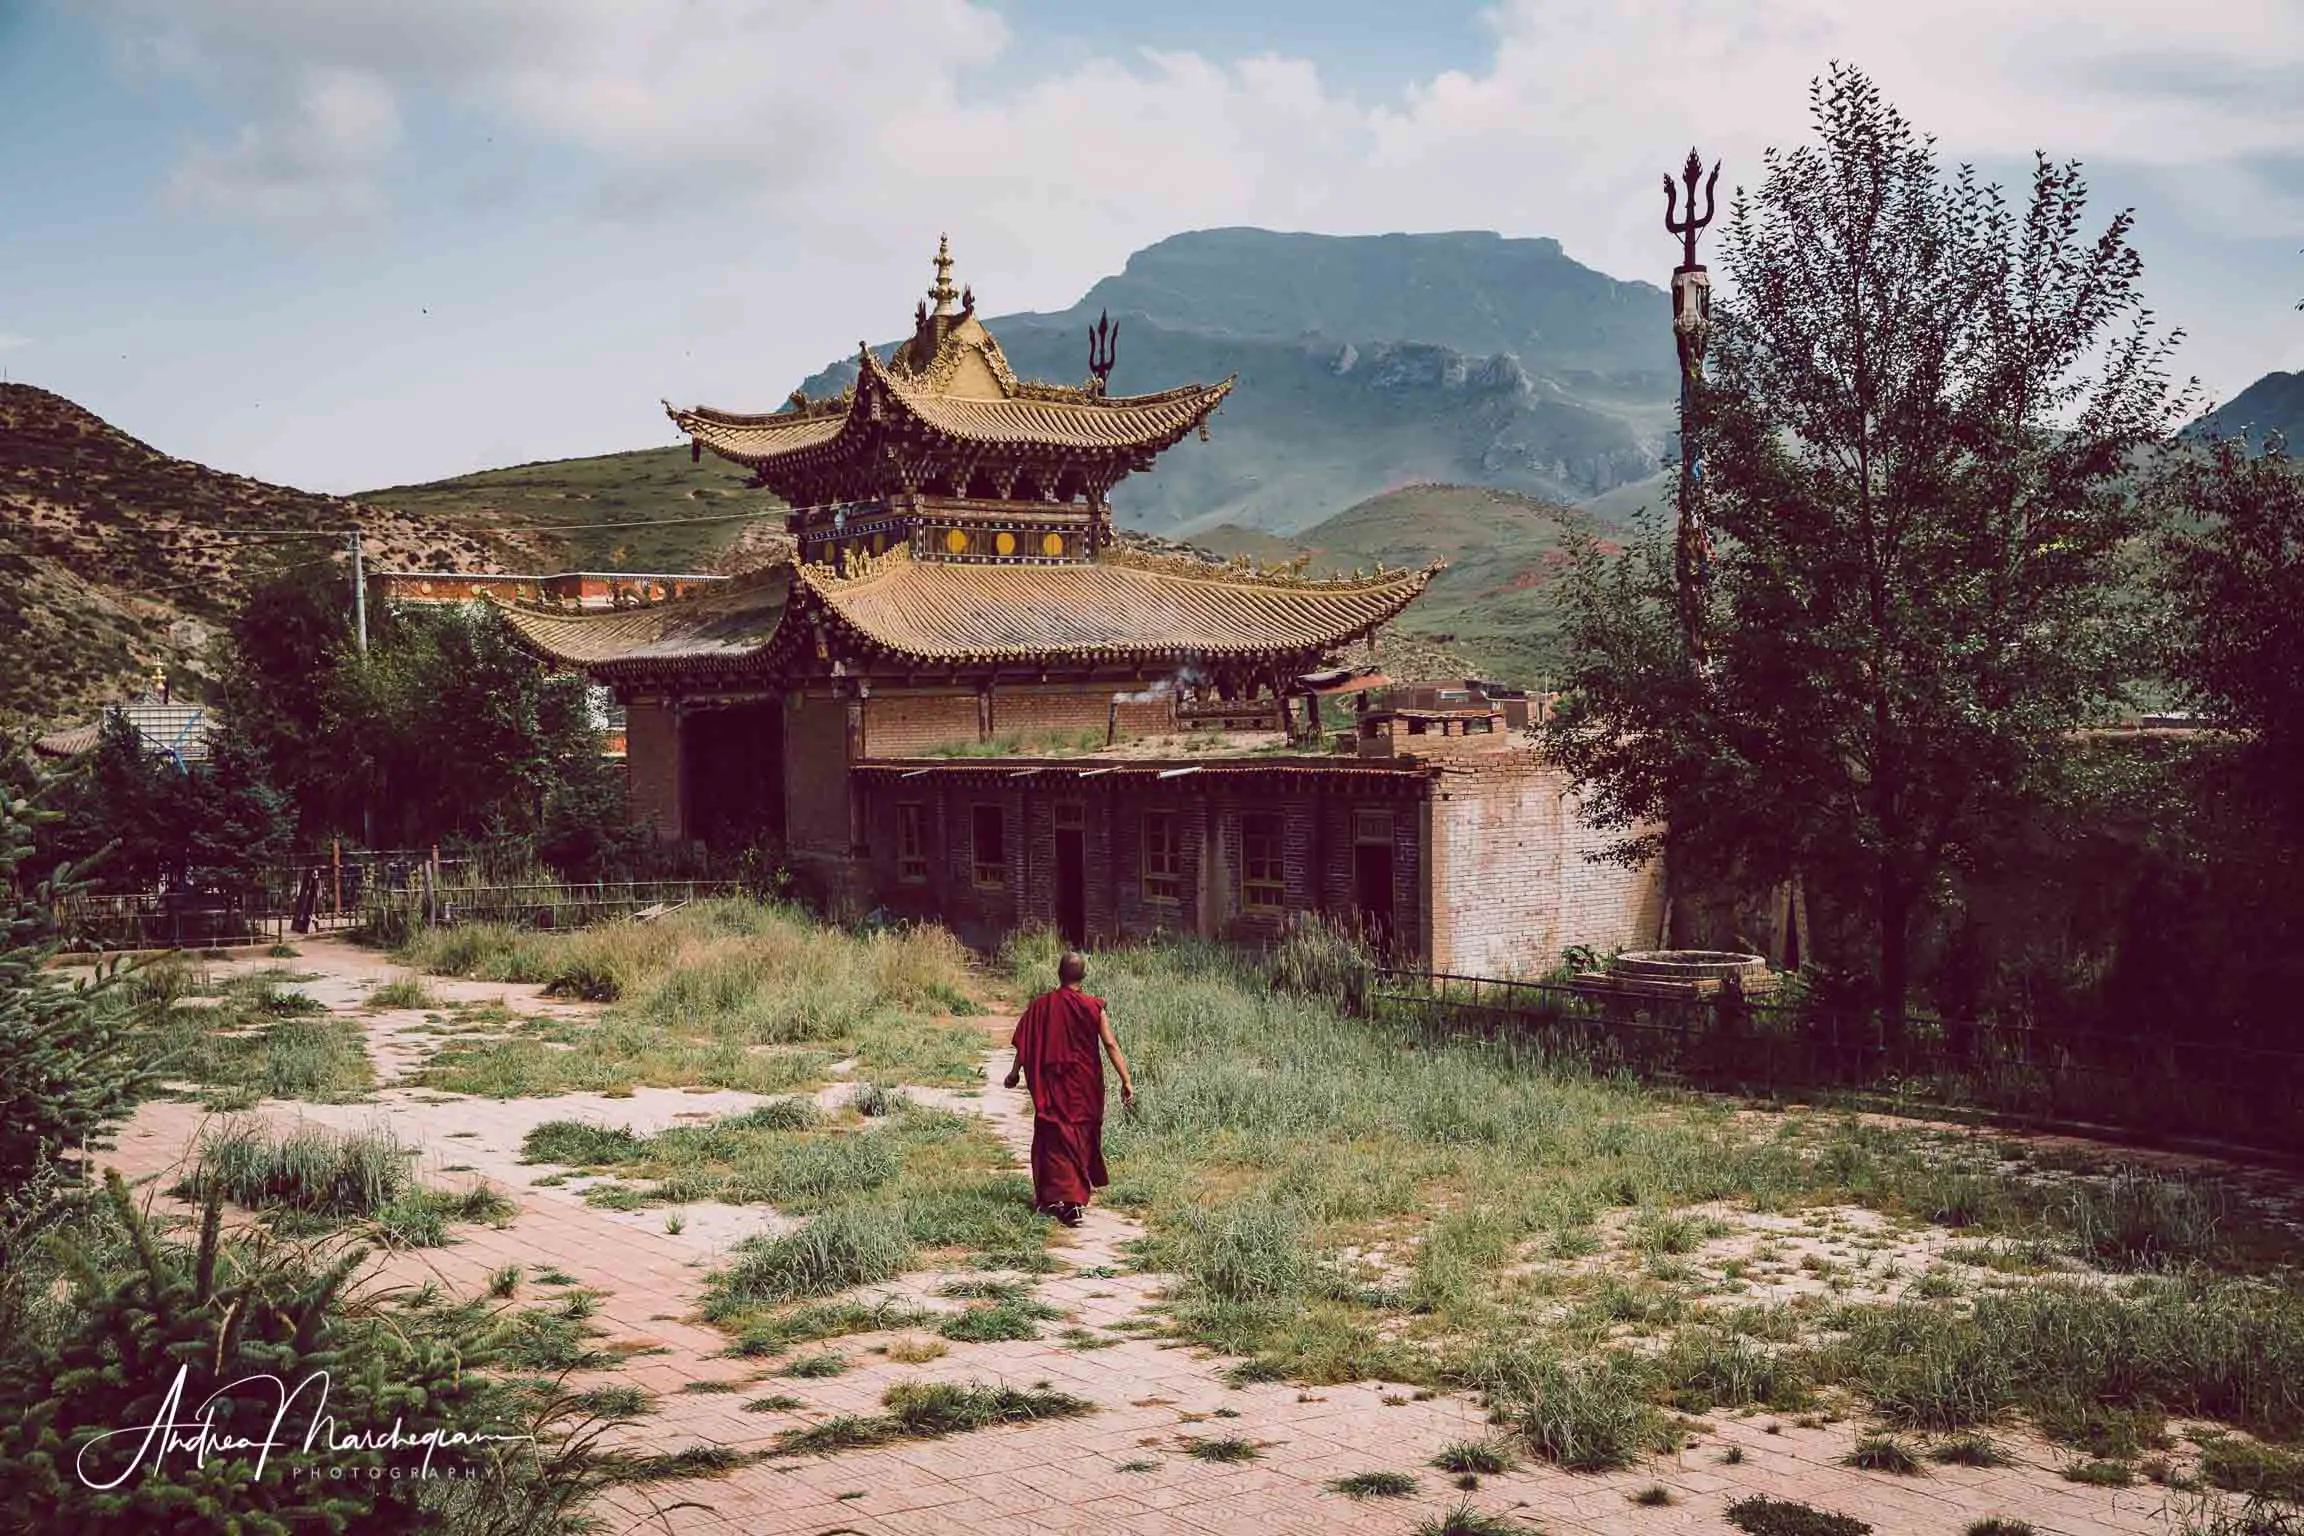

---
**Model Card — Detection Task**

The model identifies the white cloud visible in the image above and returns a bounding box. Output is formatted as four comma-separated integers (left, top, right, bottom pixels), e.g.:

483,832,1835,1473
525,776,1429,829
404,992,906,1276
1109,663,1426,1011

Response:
167,65,401,225
94,0,2304,267
66,0,2304,488
0,333,30,352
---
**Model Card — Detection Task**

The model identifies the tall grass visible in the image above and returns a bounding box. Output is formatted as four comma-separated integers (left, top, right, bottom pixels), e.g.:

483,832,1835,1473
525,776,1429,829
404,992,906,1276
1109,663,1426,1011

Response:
705,1207,916,1315
174,1120,515,1247
403,900,984,1095
180,1121,414,1216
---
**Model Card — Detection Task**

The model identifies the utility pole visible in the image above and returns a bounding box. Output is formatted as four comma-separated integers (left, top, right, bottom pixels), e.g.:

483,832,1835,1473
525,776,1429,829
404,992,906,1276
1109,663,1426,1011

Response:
348,526,369,655
1663,147,1720,662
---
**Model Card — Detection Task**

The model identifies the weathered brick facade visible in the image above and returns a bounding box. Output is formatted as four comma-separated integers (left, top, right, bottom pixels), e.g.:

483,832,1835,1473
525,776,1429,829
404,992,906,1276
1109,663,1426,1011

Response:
1427,752,1664,975
624,703,684,838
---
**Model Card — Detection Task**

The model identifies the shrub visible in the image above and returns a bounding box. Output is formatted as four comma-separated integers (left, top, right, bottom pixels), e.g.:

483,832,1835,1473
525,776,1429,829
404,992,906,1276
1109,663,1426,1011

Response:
0,1173,597,1532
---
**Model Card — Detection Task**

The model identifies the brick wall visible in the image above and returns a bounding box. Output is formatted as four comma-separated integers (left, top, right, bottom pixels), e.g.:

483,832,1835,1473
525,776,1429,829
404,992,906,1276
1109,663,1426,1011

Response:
864,693,980,755
624,703,684,840
783,692,853,859
994,686,1174,742
1428,754,1662,975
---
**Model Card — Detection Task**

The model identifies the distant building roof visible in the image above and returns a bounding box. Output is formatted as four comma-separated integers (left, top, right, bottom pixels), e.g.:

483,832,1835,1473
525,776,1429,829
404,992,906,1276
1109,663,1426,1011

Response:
34,698,214,765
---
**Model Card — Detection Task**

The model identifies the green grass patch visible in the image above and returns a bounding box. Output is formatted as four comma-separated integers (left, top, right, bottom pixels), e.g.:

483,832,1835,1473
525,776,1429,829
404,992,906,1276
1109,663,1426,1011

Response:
706,1207,916,1313
937,1297,1060,1343
1414,1503,1525,1536
1431,1440,1516,1475
1725,1496,1873,1536
1179,1434,1261,1463
1845,1435,1924,1475
780,1352,848,1379
1328,1470,1418,1498
368,973,441,1010
771,1381,1092,1456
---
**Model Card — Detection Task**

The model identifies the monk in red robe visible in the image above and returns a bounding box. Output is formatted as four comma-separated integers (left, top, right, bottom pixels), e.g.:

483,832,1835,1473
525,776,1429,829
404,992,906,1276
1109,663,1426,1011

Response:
1004,952,1134,1227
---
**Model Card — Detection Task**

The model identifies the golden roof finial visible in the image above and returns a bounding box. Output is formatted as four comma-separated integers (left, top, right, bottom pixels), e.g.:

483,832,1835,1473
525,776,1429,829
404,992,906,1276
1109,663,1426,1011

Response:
928,233,958,317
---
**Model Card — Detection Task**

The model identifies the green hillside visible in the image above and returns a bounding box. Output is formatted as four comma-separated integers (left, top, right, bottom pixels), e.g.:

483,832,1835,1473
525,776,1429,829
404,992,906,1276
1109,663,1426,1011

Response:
358,446,780,573
1201,483,1614,685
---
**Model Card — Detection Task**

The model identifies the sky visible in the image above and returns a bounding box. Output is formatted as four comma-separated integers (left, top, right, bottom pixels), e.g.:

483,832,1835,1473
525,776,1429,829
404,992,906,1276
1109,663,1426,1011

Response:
4,0,2301,495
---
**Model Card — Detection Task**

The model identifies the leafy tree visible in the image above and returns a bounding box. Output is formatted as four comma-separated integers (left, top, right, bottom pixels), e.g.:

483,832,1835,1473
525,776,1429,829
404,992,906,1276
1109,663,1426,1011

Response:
359,601,622,853
1543,65,2187,1037
213,565,629,863
0,751,155,1194
39,713,291,893
213,562,370,839
2151,432,2304,829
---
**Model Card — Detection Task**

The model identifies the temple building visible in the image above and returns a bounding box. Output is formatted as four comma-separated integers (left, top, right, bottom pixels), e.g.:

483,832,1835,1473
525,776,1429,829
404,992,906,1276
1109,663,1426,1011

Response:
506,240,1659,971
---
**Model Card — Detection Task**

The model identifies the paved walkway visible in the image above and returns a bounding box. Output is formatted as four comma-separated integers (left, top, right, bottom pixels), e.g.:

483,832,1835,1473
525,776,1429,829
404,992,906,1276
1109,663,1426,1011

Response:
98,939,2216,1535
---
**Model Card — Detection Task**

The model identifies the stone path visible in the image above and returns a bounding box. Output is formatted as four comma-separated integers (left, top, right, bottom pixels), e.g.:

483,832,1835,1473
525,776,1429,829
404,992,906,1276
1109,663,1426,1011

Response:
97,938,2225,1536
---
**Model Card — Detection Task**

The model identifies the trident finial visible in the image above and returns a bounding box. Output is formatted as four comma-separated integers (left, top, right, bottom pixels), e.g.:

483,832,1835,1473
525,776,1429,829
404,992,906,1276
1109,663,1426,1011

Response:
928,233,958,315
1663,148,1721,270
1087,309,1119,393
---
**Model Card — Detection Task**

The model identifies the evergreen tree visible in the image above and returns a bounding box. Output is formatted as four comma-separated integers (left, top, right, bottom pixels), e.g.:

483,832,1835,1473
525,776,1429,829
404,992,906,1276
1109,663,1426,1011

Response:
1544,65,2188,1037
0,751,155,1193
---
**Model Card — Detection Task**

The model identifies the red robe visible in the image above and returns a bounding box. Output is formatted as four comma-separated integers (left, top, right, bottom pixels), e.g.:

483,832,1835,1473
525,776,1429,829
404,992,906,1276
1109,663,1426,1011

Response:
1012,987,1110,1208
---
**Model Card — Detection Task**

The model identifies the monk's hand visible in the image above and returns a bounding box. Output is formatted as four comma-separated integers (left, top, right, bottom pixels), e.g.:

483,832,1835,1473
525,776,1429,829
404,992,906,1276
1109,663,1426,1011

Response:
1002,1069,1021,1090
1120,1080,1137,1106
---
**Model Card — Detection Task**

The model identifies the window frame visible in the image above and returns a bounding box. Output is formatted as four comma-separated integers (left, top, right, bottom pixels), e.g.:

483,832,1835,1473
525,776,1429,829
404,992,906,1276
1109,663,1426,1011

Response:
1240,810,1286,912
971,803,1007,889
1141,808,1183,905
896,802,929,884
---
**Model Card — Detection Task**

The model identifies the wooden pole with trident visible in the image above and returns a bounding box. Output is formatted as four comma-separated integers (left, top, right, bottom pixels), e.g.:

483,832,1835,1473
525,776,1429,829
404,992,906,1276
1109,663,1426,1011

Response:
1664,148,1720,661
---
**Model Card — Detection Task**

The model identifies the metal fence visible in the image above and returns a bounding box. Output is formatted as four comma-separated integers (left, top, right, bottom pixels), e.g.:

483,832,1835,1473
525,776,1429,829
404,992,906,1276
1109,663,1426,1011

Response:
58,876,746,953
1372,968,2304,1158
371,879,741,933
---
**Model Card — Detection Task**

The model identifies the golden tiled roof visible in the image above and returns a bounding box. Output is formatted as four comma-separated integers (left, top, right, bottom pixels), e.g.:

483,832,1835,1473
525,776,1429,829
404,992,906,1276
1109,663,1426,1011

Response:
670,364,1231,468
795,546,1435,664
864,351,1233,450
501,568,790,675
493,550,1436,675
663,406,846,466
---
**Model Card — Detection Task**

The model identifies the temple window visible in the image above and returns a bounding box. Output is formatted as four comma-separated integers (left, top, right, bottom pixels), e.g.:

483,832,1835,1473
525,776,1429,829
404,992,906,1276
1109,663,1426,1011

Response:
1241,812,1285,912
972,804,1006,889
897,803,929,883
1142,809,1182,905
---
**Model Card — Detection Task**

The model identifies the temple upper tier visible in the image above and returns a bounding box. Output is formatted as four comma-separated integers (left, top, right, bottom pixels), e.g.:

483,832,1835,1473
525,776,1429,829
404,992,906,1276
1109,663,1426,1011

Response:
667,235,1234,567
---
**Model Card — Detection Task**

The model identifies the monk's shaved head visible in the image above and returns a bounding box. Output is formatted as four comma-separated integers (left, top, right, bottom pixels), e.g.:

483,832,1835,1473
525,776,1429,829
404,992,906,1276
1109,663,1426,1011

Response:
1058,951,1088,985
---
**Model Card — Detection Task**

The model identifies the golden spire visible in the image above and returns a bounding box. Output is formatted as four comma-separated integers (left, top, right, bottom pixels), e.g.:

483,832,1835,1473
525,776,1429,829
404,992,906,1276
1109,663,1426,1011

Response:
928,233,958,316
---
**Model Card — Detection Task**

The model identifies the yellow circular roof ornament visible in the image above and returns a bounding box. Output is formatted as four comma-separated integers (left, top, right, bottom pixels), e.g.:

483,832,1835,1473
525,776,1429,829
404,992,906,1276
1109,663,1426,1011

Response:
1041,532,1065,557
944,527,969,555
994,530,1017,556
